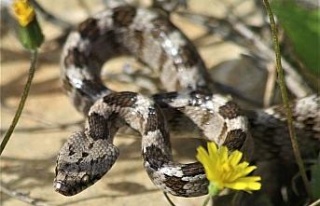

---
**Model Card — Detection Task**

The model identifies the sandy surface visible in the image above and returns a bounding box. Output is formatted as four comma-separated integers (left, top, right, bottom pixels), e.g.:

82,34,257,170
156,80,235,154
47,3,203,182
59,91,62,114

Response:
1,0,264,205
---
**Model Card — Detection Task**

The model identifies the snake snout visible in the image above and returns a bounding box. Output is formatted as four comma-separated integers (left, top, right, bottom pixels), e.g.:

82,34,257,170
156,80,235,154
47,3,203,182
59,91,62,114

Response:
53,167,99,196
53,180,77,196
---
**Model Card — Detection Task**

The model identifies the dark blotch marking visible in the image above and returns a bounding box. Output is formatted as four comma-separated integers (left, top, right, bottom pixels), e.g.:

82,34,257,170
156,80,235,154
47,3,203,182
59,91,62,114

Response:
64,162,71,168
88,143,94,149
89,159,95,167
150,17,171,38
302,117,315,130
162,163,207,197
112,6,136,27
76,158,84,165
219,101,241,119
78,18,100,40
224,129,247,150
134,30,145,58
103,92,137,107
144,105,171,148
68,144,73,152
87,112,109,140
64,48,87,69
152,92,179,107
68,150,75,156
179,44,202,67
82,152,89,157
143,145,170,170
163,175,186,194
144,107,158,134
180,162,204,176
81,79,108,97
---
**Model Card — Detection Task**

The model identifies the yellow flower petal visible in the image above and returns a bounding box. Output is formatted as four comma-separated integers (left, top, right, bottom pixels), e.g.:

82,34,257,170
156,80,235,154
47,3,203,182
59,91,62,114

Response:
241,165,257,176
196,142,261,195
207,142,218,160
196,146,216,181
218,146,228,163
226,176,262,191
13,0,35,26
229,165,257,181
228,150,242,166
196,147,211,167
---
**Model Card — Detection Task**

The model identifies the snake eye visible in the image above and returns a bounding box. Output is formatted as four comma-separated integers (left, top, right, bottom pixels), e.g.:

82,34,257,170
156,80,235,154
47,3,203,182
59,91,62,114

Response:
81,174,90,183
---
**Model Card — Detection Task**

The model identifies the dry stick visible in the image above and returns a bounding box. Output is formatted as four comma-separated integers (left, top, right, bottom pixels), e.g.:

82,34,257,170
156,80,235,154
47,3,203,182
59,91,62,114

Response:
262,0,313,201
1,103,64,127
309,199,320,206
1,103,83,131
163,192,176,206
0,51,38,155
178,11,312,98
226,15,312,98
78,0,92,15
263,63,277,107
29,0,72,29
0,182,49,206
202,195,210,206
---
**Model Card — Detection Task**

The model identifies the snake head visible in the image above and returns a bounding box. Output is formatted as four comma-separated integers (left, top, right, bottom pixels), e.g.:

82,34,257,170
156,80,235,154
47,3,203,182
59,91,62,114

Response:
53,131,119,196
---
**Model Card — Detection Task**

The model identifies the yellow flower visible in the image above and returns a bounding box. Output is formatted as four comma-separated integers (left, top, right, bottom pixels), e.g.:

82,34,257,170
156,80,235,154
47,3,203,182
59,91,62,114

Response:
13,0,35,26
11,0,44,50
196,142,261,195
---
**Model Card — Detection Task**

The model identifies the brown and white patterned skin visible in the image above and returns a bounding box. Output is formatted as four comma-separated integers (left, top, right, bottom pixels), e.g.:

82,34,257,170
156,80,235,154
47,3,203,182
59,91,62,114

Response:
54,3,320,197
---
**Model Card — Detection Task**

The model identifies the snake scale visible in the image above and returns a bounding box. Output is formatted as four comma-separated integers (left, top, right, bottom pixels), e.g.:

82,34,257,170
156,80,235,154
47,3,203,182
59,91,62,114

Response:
54,3,320,197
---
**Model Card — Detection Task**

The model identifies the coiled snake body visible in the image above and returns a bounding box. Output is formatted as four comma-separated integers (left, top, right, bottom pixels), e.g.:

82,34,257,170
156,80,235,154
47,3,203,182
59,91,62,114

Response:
54,4,320,197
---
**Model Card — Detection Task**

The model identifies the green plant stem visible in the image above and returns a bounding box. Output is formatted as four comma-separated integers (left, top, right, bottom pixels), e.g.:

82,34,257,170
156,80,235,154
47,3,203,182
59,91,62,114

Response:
202,195,211,206
262,0,313,200
0,50,38,155
163,192,176,206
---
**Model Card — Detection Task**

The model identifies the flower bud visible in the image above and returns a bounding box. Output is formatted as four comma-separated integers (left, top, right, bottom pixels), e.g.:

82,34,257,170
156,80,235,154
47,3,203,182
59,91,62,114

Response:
13,0,44,50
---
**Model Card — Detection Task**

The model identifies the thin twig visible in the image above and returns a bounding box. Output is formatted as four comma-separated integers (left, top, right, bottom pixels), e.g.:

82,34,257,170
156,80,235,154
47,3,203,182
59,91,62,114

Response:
309,199,320,206
0,51,38,155
262,0,313,201
163,192,176,206
0,182,50,206
178,11,312,98
202,195,210,206
29,0,72,29
227,15,311,97
78,0,92,15
1,103,81,127
0,121,82,134
263,63,277,107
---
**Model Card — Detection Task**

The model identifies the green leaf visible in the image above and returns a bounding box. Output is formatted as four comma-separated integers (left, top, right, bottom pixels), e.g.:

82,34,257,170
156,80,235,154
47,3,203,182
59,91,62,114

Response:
271,1,320,76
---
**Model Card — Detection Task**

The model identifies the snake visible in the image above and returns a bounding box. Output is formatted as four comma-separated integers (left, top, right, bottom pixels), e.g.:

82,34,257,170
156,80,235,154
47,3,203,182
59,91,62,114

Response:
53,3,320,197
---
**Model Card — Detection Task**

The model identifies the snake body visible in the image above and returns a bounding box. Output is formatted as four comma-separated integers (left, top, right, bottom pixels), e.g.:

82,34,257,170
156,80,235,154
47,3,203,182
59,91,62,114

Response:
54,4,320,197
